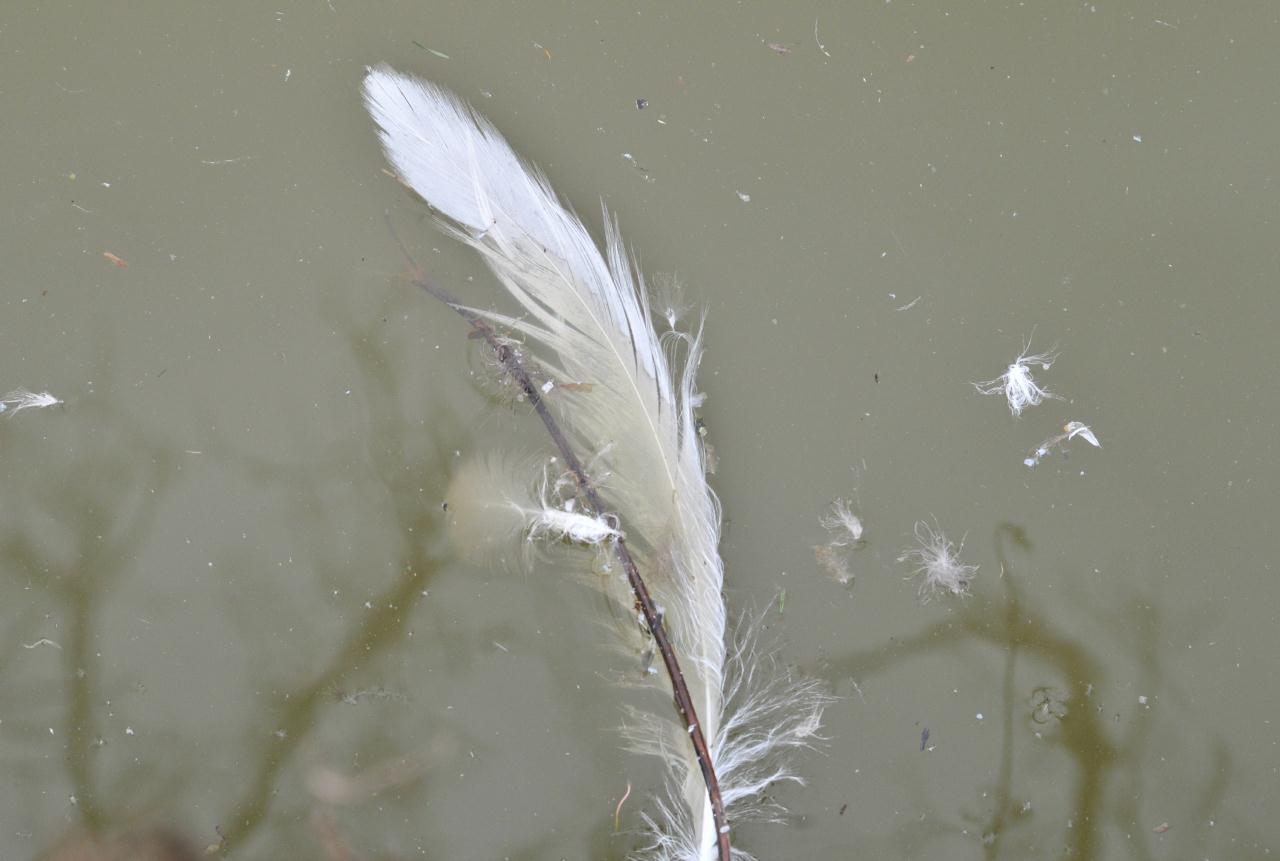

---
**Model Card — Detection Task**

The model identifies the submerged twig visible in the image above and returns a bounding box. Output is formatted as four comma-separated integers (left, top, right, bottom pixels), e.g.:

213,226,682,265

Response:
388,216,732,861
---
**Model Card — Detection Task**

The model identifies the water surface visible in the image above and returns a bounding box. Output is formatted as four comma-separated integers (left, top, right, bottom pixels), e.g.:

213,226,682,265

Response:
2,2,1276,858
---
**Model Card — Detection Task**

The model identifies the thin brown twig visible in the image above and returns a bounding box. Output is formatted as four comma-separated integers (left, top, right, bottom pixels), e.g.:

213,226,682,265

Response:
387,214,731,861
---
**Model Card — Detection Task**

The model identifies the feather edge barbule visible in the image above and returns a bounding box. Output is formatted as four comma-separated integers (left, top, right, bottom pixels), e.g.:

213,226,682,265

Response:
363,64,828,861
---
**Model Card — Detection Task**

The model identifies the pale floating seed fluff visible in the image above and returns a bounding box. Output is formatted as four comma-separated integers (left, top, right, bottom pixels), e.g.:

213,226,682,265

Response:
363,66,827,860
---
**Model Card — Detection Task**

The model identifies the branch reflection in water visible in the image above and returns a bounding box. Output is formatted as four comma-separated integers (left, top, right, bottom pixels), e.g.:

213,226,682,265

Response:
813,524,1232,860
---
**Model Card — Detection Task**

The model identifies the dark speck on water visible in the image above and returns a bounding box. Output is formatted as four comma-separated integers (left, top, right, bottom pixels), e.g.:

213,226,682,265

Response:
920,727,930,751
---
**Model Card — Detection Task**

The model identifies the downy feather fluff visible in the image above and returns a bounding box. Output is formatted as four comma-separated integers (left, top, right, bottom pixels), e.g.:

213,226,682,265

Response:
363,65,826,860
445,453,621,569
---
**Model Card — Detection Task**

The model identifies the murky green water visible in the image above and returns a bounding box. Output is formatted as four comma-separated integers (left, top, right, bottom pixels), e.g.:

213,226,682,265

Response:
2,2,1277,859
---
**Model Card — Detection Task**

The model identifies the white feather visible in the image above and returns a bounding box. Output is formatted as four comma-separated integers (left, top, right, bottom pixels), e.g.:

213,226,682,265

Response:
364,66,824,859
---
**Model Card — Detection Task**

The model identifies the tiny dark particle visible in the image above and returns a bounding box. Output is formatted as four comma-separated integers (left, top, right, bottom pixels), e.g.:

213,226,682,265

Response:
839,803,848,816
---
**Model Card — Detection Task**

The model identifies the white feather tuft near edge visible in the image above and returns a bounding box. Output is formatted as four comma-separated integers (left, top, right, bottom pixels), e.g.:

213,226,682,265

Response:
363,65,826,860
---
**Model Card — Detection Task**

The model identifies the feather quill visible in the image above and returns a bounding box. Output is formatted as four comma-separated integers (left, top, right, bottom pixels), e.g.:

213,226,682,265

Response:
363,66,825,860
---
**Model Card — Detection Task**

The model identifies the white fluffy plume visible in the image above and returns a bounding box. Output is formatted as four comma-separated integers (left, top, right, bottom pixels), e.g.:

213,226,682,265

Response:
363,66,826,859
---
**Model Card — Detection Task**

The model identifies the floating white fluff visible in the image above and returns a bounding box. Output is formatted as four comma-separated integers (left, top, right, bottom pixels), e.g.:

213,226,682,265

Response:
445,455,621,567
819,498,864,547
972,336,1060,416
814,498,863,586
1,388,62,416
898,520,978,602
364,66,827,860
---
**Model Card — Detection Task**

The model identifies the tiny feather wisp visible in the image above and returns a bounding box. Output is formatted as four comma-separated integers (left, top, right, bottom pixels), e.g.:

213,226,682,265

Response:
819,498,864,547
445,455,621,569
897,519,978,603
1,388,62,417
1024,420,1101,468
814,498,864,586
